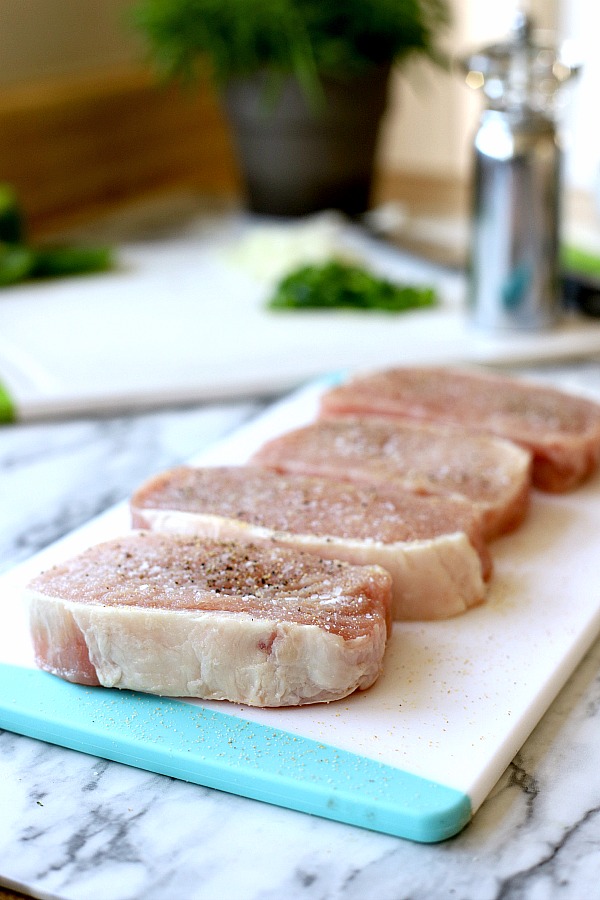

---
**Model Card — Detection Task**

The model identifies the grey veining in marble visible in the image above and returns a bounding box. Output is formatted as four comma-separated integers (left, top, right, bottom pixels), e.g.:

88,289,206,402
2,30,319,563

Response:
0,402,262,574
4,364,600,899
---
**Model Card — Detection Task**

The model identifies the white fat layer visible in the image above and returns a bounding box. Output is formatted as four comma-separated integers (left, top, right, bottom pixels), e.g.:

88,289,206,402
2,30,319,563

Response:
27,592,386,707
138,510,486,620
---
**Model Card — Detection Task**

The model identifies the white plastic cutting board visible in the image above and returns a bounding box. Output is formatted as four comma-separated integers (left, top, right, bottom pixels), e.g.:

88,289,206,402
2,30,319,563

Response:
3,219,600,420
2,374,600,842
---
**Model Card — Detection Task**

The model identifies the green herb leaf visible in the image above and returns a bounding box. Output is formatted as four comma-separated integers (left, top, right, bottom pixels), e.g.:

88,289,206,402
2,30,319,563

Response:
267,260,437,312
0,184,26,244
561,245,600,279
0,184,115,289
0,380,17,423
0,243,36,286
0,242,114,288
31,246,114,278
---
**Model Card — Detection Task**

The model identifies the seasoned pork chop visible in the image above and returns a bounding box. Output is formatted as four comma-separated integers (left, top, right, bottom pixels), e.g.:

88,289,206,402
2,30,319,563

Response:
320,366,600,492
131,465,492,621
26,532,392,707
251,417,531,539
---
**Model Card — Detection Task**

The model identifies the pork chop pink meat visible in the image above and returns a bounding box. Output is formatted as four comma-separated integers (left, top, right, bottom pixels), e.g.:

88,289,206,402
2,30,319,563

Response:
131,465,492,621
251,417,531,539
26,532,392,707
319,366,600,492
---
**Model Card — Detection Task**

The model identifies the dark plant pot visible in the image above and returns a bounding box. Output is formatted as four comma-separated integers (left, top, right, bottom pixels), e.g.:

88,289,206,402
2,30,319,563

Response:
223,68,391,217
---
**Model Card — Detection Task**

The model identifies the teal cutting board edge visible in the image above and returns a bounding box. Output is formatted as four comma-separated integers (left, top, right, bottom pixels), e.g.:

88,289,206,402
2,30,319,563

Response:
0,663,471,844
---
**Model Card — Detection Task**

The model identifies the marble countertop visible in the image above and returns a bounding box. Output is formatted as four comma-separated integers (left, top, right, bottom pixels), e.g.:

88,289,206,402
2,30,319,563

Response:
2,357,600,899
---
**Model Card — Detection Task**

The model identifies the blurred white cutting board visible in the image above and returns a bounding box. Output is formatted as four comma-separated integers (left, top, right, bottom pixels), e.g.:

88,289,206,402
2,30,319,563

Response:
3,214,600,420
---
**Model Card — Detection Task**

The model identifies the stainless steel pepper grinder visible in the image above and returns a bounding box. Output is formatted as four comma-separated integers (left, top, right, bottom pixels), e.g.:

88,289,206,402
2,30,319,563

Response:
461,11,580,331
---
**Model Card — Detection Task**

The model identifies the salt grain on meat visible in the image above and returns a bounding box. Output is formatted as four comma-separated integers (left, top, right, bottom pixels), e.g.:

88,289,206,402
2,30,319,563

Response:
130,465,492,621
26,532,392,707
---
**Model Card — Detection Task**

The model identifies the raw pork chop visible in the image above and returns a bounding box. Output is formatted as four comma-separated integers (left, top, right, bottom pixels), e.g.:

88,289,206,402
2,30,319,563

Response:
251,417,531,539
320,366,600,492
131,465,492,621
26,532,392,707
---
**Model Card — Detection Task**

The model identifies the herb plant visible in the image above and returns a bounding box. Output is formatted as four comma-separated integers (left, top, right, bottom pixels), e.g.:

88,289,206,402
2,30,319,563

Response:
132,0,451,99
